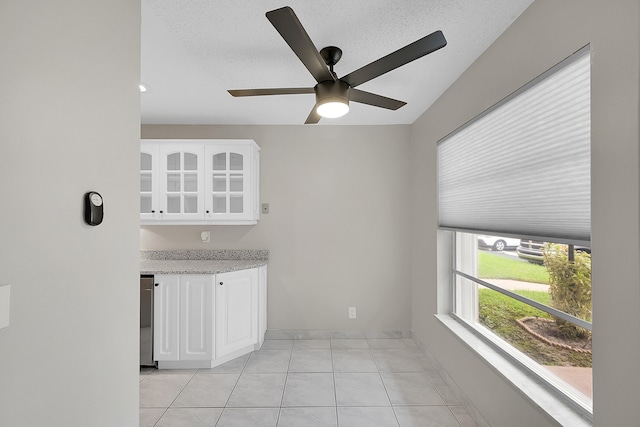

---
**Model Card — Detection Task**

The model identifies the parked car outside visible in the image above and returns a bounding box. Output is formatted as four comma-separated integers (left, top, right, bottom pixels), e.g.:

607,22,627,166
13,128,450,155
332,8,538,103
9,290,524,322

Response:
516,240,546,264
517,240,591,264
477,235,520,251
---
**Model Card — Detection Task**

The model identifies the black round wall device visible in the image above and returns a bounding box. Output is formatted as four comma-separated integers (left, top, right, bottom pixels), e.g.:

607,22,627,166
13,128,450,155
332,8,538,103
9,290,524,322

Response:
84,191,104,226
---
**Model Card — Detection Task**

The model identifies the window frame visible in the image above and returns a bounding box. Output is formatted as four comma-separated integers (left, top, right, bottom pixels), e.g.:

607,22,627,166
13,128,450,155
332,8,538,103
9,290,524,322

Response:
436,44,593,421
449,231,593,417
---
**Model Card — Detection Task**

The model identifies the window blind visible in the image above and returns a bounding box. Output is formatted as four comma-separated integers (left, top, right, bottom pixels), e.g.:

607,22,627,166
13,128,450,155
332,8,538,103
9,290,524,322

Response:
438,47,591,245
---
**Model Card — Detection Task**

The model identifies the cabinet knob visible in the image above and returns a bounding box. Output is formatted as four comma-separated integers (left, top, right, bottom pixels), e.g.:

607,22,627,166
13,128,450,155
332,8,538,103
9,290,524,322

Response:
151,210,155,213
159,210,164,213
219,282,224,286
154,283,159,287
206,210,210,214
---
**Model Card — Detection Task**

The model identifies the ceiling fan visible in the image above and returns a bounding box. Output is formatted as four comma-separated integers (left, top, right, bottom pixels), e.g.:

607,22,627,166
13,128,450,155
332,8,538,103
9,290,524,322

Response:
228,6,447,124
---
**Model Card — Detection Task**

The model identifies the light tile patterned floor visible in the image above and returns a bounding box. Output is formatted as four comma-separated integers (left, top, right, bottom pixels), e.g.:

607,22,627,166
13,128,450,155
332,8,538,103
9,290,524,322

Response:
140,338,478,427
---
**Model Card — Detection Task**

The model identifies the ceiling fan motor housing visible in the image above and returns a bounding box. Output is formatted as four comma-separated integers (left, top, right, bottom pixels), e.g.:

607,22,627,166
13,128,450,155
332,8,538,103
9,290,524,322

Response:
315,80,350,105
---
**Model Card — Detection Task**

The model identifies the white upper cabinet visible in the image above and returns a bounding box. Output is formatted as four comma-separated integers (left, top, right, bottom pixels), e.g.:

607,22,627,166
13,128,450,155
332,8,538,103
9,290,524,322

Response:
140,142,159,221
141,139,260,225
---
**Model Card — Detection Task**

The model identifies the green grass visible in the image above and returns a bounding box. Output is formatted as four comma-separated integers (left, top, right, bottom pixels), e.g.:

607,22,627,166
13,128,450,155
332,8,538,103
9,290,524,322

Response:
479,289,551,330
513,289,551,305
478,289,591,367
478,251,549,284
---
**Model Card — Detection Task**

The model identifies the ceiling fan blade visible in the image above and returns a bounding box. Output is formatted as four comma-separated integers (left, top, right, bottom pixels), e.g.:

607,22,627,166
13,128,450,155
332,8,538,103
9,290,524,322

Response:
228,87,314,97
350,89,406,110
305,106,321,124
266,6,335,83
342,30,447,88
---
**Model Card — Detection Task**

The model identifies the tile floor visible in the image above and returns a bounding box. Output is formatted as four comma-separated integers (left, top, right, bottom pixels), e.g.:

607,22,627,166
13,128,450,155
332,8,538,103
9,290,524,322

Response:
140,338,478,427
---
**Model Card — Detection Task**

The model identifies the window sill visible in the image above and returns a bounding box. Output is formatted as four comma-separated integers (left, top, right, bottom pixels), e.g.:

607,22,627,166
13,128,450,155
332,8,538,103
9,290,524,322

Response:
435,314,592,427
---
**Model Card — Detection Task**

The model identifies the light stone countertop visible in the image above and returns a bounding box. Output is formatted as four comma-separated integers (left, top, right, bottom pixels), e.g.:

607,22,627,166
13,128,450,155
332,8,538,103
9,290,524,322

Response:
140,250,268,275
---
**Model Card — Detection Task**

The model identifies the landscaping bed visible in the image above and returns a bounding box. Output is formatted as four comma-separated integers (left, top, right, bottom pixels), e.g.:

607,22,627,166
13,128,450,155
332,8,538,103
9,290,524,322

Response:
478,252,592,368
478,289,591,367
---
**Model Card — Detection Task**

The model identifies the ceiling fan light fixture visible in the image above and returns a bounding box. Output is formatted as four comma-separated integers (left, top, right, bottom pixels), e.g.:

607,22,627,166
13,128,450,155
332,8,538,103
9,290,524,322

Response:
317,100,349,118
315,80,350,119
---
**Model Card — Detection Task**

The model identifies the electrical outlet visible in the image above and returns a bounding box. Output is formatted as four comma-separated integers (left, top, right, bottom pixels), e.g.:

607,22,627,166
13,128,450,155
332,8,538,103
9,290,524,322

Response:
0,284,10,329
261,203,270,214
348,307,356,319
200,231,210,243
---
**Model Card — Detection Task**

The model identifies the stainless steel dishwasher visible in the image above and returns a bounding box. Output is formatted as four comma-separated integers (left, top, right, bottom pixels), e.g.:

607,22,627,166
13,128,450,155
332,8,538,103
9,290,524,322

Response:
140,275,155,366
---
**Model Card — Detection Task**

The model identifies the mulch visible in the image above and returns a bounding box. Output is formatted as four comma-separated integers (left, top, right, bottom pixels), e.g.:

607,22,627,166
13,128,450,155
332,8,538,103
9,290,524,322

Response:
517,316,592,353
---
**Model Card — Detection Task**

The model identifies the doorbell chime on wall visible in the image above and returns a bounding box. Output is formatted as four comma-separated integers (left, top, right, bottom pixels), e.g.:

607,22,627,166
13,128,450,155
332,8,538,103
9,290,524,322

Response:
84,191,104,226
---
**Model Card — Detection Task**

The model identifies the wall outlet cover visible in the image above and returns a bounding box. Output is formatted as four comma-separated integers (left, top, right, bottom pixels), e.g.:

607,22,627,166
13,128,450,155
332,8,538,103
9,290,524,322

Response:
0,284,10,330
348,306,356,319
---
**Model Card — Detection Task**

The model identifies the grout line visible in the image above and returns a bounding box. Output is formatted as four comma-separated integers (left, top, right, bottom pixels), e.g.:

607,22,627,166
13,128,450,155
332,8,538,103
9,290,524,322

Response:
150,407,169,427
165,369,198,408
275,346,295,426
377,371,401,427
148,368,198,427
214,354,255,426
331,347,339,412
446,405,465,427
213,408,223,427
219,357,249,409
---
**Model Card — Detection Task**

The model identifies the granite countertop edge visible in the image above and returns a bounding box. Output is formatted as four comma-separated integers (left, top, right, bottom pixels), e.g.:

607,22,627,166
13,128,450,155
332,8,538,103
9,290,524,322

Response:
140,250,268,275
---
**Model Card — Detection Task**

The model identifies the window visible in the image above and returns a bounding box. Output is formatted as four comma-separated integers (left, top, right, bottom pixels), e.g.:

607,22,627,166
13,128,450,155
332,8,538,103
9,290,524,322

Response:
438,46,592,415
454,233,591,408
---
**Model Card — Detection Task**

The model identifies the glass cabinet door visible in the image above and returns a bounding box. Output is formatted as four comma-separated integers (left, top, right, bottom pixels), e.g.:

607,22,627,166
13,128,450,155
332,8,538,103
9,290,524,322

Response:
205,145,251,220
140,143,159,220
159,145,204,219
211,152,228,214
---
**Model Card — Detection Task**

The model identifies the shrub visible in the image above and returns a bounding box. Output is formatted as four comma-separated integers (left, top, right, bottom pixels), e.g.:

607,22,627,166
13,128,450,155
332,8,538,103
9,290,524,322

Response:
543,243,592,339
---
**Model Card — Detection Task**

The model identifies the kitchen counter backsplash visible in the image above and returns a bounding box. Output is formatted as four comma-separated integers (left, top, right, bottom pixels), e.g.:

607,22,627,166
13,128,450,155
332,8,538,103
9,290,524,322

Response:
140,249,269,261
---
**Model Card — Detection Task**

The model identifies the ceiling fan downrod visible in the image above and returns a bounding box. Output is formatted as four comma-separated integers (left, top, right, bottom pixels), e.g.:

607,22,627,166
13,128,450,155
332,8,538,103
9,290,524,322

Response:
320,46,342,79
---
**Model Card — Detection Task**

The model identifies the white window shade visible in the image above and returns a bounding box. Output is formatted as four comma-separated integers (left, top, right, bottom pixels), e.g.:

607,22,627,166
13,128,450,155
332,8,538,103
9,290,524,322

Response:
438,47,591,245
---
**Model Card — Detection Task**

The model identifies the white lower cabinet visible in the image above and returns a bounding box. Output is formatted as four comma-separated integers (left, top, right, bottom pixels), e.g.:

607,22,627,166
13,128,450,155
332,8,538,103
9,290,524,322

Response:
180,275,214,361
153,275,180,361
215,269,258,359
258,265,268,347
153,266,267,369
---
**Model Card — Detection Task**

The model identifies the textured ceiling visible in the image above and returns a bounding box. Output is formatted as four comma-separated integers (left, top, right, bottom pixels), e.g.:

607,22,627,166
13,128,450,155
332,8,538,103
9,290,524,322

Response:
141,0,534,125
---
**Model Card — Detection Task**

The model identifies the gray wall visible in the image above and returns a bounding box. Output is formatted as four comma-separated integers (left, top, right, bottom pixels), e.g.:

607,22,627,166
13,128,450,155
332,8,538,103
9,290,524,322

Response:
141,125,412,332
410,0,640,426
0,2,141,426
